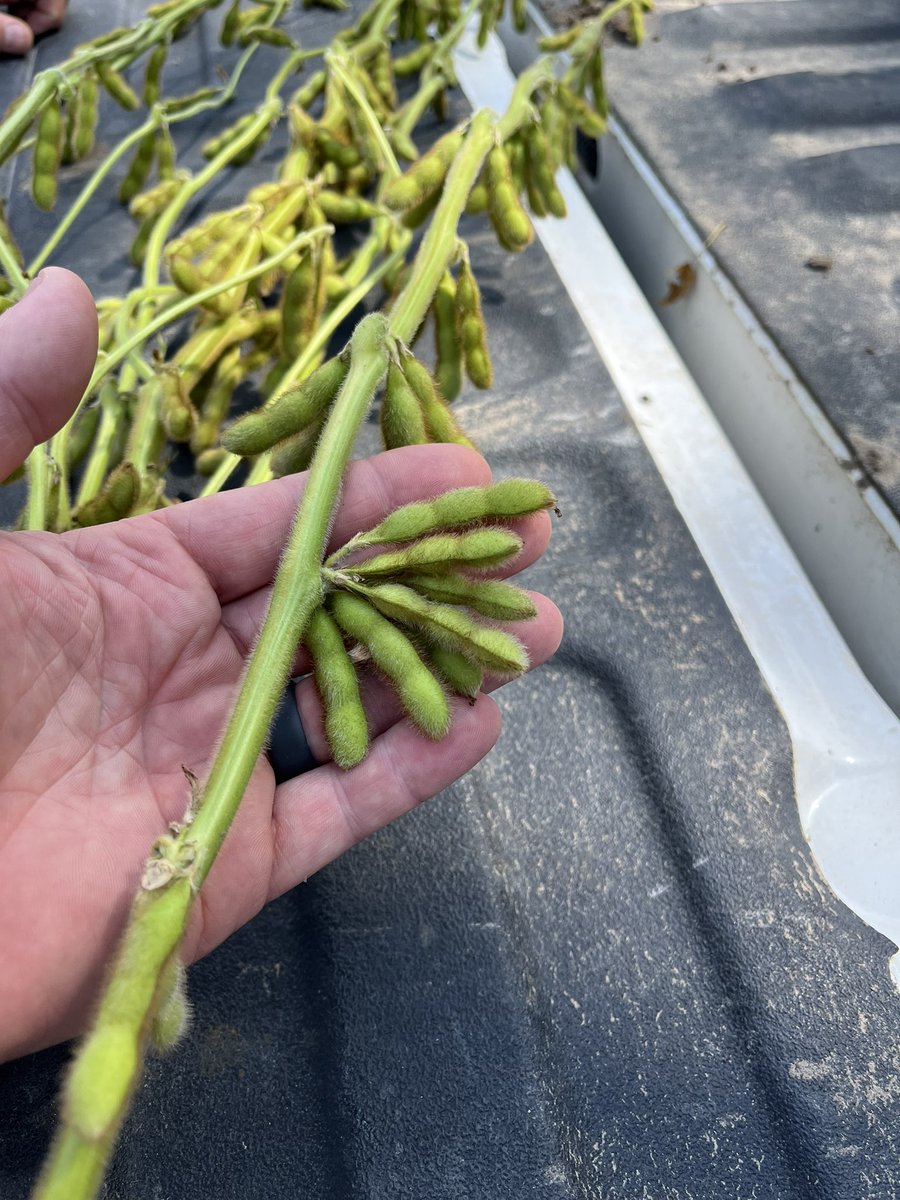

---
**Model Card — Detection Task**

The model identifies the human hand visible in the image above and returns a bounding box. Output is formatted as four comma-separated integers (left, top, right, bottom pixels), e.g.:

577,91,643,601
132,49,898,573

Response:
0,268,563,1061
0,0,67,56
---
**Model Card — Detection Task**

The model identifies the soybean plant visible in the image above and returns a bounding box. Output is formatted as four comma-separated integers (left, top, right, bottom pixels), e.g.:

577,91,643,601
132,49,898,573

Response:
0,2,649,1197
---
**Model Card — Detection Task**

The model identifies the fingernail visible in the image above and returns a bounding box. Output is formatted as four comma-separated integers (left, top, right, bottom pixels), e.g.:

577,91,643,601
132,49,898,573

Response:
1,23,32,55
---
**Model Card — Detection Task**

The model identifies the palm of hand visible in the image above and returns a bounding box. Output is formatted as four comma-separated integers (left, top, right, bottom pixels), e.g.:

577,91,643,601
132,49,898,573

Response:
0,270,561,1061
0,517,275,1058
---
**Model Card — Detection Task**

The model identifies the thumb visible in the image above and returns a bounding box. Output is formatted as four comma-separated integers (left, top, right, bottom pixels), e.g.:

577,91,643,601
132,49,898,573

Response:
0,14,34,55
0,268,98,482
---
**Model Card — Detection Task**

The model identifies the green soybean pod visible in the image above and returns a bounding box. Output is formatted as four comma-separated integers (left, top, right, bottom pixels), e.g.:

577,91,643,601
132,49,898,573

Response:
222,354,348,456
380,362,428,450
433,271,463,404
143,41,168,107
589,47,608,120
160,373,197,443
72,462,140,527
512,0,527,30
149,958,190,1053
269,417,324,477
305,605,370,768
129,173,182,221
354,582,529,676
465,178,489,215
118,131,157,204
485,143,533,253
0,201,22,270
156,124,177,180
401,356,476,449
195,447,228,476
239,24,295,47
357,478,556,546
66,402,101,471
388,126,419,163
557,84,607,139
281,249,319,358
351,528,523,577
477,0,500,48
370,44,397,110
31,96,62,212
629,0,646,46
96,62,141,111
317,189,380,224
455,258,493,390
292,69,327,111
507,132,526,194
313,125,362,170
403,573,538,621
382,127,464,212
190,344,242,454
525,123,566,219
537,27,580,51
539,94,572,174
329,590,450,739
393,42,432,78
64,1023,138,1140
220,0,241,44
422,643,483,699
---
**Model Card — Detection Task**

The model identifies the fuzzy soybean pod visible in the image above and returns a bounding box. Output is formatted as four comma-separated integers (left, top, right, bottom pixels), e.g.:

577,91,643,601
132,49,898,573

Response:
403,573,538,621
142,41,168,107
350,528,523,577
190,345,243,455
401,356,476,450
96,62,141,111
72,463,141,527
354,477,557,546
222,354,348,456
149,957,190,1053
160,373,197,443
66,403,101,471
220,0,241,44
455,258,493,390
118,131,157,204
382,127,464,213
370,44,398,111
352,582,529,677
305,605,370,768
201,111,255,161
317,190,380,224
393,42,432,78
524,122,567,220
485,143,533,253
31,96,62,212
212,224,262,316
292,70,327,111
589,48,609,120
433,271,462,404
422,643,483,699
328,590,450,740
269,416,325,477
129,174,182,221
512,0,527,30
465,177,489,215
281,248,320,358
380,362,428,450
156,124,177,180
557,84,607,139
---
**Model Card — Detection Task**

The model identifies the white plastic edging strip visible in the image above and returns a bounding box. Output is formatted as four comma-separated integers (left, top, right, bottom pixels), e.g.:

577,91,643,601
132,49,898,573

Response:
454,29,900,986
500,6,900,722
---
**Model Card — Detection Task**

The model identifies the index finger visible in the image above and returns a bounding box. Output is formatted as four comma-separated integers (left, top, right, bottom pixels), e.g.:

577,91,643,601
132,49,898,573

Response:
149,444,493,604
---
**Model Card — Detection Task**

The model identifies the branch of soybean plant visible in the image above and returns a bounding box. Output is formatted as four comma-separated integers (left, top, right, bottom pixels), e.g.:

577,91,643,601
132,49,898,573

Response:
32,314,392,1200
